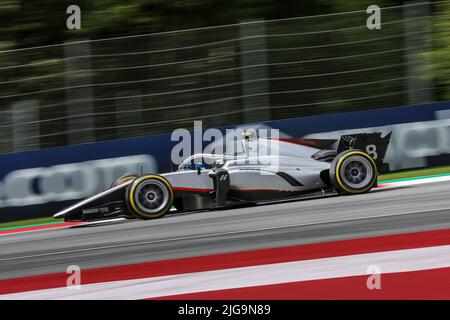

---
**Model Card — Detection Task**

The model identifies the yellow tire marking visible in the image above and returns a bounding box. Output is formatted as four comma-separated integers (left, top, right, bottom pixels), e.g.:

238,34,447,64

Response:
113,176,137,218
129,175,173,218
335,151,377,194
112,175,136,187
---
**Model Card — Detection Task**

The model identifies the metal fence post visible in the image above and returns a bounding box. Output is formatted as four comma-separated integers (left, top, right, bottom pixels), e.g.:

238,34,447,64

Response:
115,91,143,138
403,1,435,105
239,20,271,123
12,100,40,152
64,40,95,145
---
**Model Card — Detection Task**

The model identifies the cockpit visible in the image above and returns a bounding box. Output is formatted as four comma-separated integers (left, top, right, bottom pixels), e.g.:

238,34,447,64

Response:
178,154,228,171
177,135,251,172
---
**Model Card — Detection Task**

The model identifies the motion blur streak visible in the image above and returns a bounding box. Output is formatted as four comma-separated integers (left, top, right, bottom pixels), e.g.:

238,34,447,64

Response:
0,222,83,236
2,1,448,152
1,229,449,299
2,180,450,299
157,267,450,300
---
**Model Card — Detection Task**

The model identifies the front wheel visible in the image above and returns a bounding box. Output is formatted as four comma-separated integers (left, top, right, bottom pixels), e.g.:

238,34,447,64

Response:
125,175,173,220
110,174,137,188
330,150,378,195
110,174,137,219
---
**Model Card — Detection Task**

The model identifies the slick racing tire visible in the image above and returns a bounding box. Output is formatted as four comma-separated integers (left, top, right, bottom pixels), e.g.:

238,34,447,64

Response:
125,175,173,220
110,174,137,188
110,174,138,219
330,150,378,195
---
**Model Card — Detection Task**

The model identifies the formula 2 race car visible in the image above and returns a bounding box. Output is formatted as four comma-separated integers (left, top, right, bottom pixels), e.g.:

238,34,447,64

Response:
53,131,391,221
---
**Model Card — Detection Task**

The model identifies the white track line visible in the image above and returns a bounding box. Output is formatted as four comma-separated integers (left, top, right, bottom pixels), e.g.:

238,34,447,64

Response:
0,205,448,263
2,244,449,300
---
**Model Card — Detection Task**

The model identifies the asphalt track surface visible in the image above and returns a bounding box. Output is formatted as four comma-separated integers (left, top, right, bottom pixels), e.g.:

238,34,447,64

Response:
1,181,450,280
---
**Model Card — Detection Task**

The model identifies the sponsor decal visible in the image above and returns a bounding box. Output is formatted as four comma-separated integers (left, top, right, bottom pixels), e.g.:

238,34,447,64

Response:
0,155,156,208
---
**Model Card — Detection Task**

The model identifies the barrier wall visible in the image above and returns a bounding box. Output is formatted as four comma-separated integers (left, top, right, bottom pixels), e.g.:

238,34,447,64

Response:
1,101,449,222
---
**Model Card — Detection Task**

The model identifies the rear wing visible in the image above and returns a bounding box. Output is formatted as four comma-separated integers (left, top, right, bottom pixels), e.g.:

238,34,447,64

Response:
337,132,392,173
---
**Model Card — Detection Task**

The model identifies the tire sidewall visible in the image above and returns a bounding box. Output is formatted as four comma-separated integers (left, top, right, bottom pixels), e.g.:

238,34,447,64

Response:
110,174,137,219
330,150,378,194
110,174,137,188
125,175,173,219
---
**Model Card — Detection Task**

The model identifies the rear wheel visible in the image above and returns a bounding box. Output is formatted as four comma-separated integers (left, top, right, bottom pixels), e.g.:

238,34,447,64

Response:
330,150,377,195
125,175,173,220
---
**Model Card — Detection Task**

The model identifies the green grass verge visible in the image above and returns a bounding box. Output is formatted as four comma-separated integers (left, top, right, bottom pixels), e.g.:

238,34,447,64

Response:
0,217,63,230
379,165,450,182
2,166,450,230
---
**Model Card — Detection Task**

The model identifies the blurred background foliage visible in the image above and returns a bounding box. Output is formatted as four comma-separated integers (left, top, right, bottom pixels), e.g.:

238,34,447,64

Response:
2,0,402,47
0,0,448,152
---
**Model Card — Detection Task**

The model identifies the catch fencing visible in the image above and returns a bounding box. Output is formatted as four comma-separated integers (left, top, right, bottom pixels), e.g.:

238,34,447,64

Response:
0,1,448,152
